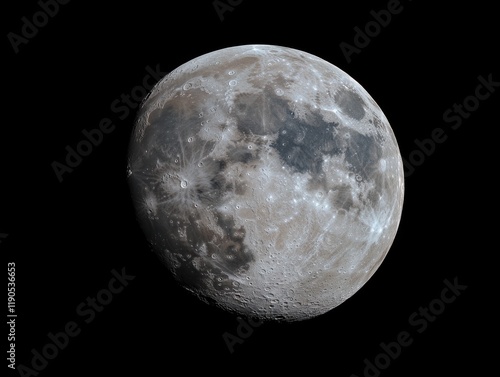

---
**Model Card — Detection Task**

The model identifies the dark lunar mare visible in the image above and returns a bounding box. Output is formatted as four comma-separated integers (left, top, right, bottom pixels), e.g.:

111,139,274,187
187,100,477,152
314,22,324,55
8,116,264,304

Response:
130,89,386,297
129,103,257,296
231,90,387,217
229,87,384,184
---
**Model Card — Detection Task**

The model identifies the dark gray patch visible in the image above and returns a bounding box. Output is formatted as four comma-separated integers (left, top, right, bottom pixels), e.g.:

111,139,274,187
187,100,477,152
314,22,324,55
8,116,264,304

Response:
132,99,237,213
199,163,227,206
371,117,383,129
153,219,210,292
272,111,340,177
227,145,257,164
162,209,254,294
335,88,366,120
234,88,291,135
272,73,295,89
198,211,254,292
130,95,258,296
366,173,384,206
234,181,247,195
147,107,162,124
133,103,204,171
344,132,382,180
331,184,354,211
372,117,386,143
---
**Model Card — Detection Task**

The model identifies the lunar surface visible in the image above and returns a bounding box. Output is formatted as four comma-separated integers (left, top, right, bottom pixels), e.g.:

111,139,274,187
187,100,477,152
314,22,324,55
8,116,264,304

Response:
127,44,404,321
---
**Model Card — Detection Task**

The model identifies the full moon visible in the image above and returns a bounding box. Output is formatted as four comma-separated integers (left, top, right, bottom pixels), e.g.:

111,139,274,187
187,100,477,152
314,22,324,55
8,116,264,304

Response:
127,44,404,321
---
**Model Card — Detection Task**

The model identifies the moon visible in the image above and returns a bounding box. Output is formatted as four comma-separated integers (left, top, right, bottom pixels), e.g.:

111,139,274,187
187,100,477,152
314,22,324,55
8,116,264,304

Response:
127,44,404,322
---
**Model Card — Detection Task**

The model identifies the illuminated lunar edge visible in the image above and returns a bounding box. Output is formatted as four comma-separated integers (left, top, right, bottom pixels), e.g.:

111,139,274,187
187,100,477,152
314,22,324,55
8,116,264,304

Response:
127,45,404,321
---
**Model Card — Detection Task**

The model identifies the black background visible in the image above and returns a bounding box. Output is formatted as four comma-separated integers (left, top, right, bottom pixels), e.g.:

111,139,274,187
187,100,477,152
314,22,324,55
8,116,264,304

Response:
3,0,497,376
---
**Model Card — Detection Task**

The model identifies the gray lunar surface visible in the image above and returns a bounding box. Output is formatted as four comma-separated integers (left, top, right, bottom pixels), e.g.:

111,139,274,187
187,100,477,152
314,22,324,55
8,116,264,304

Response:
128,44,404,321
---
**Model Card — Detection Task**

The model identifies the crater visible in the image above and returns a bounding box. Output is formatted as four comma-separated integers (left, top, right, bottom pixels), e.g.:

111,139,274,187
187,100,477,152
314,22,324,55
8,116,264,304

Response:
334,88,366,120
